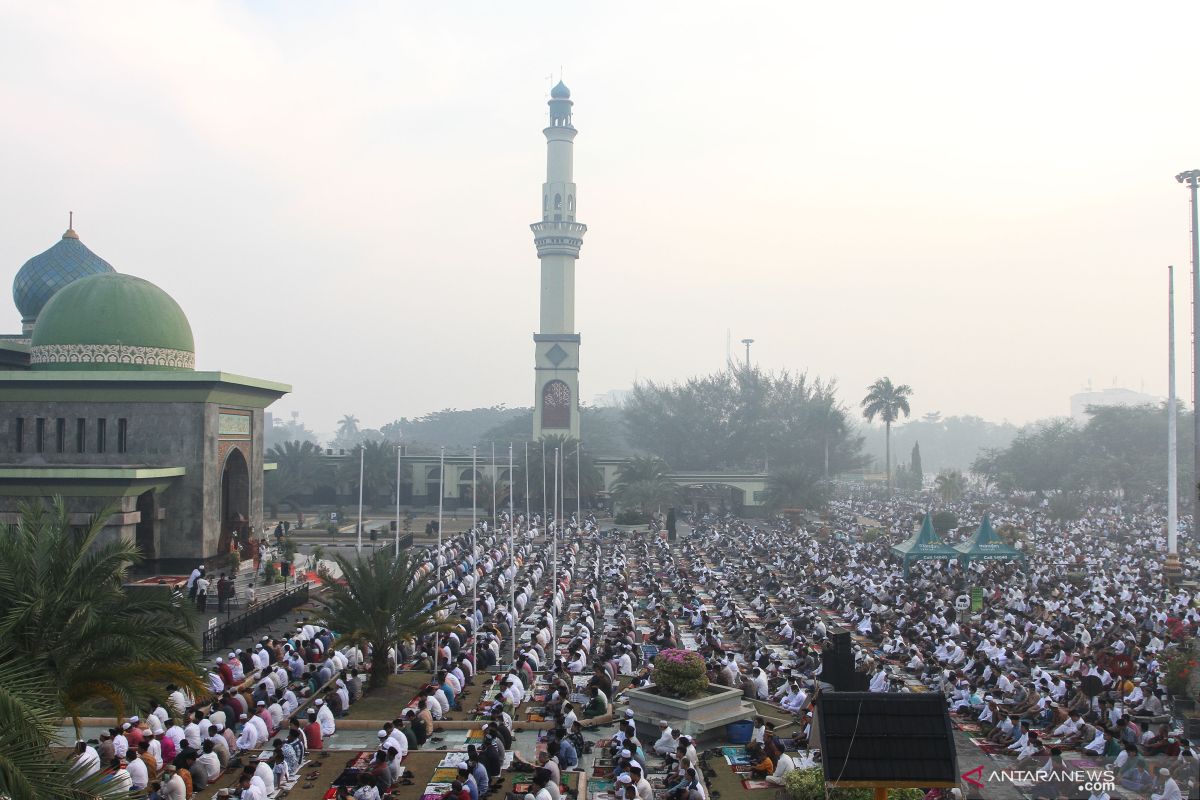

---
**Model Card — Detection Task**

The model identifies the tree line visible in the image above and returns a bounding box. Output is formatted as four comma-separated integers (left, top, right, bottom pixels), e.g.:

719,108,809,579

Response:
971,403,1192,500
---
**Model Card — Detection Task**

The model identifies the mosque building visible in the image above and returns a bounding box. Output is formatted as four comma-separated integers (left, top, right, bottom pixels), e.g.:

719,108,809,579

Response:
0,222,289,569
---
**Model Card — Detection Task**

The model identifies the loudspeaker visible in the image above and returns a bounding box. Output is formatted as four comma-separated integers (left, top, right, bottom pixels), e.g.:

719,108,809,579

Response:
822,629,857,691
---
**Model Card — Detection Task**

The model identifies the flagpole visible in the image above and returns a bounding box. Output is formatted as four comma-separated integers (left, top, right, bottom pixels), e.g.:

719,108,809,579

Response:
472,445,478,672
435,445,444,674
356,445,364,553
395,442,401,558
541,440,547,530
508,443,516,666
576,442,582,526
553,447,559,610
1168,265,1181,579
524,441,530,530
491,443,497,528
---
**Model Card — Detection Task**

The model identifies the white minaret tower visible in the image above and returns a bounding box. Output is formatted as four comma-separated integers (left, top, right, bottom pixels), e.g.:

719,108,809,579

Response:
532,81,586,440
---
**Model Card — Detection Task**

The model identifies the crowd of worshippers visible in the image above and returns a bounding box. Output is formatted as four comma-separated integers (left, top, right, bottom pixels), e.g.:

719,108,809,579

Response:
652,486,1198,800
67,622,392,797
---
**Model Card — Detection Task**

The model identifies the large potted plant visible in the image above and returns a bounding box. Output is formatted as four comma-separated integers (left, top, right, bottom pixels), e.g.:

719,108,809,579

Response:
653,649,709,698
625,649,753,735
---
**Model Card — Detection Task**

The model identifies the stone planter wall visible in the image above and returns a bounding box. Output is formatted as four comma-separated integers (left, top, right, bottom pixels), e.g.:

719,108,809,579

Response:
625,683,754,737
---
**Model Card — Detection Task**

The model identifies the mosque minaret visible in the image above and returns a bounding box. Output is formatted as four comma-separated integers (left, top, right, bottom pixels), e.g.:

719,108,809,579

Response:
531,80,585,440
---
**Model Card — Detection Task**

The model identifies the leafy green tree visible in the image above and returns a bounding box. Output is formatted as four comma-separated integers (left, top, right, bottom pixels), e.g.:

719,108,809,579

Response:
623,366,865,474
977,404,1194,500
935,469,966,503
0,498,203,736
265,410,319,449
861,377,913,494
911,442,923,488
611,456,680,513
318,548,449,689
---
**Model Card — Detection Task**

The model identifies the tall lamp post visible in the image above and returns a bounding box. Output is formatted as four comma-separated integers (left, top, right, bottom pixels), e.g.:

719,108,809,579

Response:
1167,266,1180,583
740,338,755,368
1177,169,1200,540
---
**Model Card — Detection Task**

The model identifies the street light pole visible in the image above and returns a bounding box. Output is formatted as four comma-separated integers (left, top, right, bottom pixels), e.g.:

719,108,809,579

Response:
1167,266,1180,582
1177,169,1200,531
740,338,754,368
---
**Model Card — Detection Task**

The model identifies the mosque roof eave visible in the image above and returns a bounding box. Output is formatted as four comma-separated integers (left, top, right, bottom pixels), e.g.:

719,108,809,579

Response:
0,370,290,407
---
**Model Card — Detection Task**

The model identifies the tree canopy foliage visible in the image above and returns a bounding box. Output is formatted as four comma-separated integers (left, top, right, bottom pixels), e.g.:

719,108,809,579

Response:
623,366,866,473
971,403,1193,499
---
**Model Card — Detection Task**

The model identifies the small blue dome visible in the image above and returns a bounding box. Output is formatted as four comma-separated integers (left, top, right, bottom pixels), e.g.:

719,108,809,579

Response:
550,81,571,99
13,228,115,324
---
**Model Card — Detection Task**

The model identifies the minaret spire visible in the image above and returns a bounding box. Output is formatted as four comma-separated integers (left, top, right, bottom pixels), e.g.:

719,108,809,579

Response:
531,81,587,440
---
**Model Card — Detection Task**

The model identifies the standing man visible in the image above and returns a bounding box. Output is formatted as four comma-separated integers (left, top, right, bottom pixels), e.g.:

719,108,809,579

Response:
216,573,233,614
194,571,210,612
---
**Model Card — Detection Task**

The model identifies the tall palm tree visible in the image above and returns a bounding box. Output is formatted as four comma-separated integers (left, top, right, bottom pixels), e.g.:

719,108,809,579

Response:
0,648,131,799
861,377,913,494
318,548,450,689
0,498,204,736
612,456,679,513
337,414,361,439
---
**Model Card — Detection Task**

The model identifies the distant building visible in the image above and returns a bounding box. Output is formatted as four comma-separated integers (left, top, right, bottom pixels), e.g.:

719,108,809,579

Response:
1070,387,1163,421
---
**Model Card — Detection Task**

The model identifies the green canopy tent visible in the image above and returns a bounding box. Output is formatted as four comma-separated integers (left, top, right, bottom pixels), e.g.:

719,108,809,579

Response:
891,512,959,577
955,514,1027,566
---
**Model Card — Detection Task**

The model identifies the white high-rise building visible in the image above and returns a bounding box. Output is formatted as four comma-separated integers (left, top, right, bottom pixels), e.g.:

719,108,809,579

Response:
1069,386,1164,421
531,81,586,440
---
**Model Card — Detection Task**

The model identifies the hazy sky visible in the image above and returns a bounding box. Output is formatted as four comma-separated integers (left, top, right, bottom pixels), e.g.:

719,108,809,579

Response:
1,1,1197,435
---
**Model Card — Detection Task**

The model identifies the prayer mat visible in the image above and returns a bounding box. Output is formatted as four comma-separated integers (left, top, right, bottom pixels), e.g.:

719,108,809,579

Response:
720,746,748,760
742,779,773,790
432,767,461,782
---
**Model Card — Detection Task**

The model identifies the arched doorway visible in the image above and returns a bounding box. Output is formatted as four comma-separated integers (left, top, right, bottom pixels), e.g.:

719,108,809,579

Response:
458,468,483,507
220,448,250,557
135,490,156,560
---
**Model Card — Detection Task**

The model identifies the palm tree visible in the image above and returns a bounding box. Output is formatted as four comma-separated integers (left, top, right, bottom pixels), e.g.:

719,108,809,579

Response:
861,377,913,494
0,498,204,736
266,439,328,514
337,440,406,506
514,436,604,512
612,456,679,513
0,648,131,799
934,469,966,503
765,465,827,511
318,548,450,689
337,414,360,439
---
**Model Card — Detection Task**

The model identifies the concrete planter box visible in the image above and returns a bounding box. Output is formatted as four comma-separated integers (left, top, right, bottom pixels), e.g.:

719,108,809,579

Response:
625,684,754,737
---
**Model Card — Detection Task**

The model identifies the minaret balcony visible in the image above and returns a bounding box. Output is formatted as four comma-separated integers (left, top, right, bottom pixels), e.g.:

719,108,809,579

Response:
530,221,587,257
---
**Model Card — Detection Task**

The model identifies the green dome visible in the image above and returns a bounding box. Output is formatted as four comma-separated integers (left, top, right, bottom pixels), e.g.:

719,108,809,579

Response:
30,273,195,371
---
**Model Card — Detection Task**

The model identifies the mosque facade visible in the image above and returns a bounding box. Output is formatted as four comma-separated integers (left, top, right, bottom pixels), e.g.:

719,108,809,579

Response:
0,225,289,570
